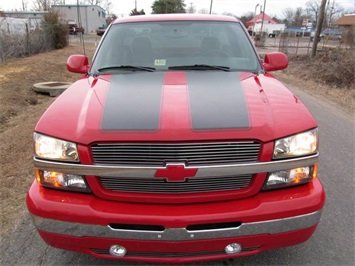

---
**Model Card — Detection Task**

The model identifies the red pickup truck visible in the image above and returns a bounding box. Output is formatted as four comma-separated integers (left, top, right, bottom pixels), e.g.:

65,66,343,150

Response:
68,23,84,35
27,14,325,264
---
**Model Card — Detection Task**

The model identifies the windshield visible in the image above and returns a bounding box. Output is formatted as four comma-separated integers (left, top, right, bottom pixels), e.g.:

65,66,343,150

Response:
91,20,261,73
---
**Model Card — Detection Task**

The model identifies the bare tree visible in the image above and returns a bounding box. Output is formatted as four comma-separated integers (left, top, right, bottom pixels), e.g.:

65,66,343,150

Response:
327,1,344,27
282,8,295,26
103,1,112,14
311,0,327,58
239,11,254,27
305,0,321,22
32,0,66,11
306,0,344,27
293,7,305,26
198,8,209,14
82,0,101,4
22,0,28,11
81,0,112,10
222,12,238,20
33,0,52,11
282,7,309,26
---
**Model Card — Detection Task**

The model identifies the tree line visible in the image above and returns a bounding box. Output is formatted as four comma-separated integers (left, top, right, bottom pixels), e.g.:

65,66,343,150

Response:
16,0,352,29
238,0,351,28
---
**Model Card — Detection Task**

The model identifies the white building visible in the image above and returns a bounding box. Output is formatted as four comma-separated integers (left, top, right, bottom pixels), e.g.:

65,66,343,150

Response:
0,17,28,34
3,11,46,31
52,4,106,33
4,10,47,20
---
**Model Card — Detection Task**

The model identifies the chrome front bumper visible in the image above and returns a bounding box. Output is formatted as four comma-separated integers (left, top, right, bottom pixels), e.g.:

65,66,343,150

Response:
31,210,322,241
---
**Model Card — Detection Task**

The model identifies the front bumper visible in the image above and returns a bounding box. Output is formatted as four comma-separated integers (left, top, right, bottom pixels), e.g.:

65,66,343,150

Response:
27,179,325,263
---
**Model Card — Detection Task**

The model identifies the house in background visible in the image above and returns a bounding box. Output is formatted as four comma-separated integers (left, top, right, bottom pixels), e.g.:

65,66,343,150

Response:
333,14,355,45
334,14,355,29
247,12,285,37
246,12,278,29
52,4,106,33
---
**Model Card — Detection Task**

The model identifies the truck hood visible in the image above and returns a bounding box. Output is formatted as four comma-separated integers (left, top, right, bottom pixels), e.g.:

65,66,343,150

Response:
35,71,317,145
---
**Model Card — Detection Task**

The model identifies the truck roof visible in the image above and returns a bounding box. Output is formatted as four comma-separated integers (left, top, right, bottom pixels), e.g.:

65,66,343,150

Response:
113,14,240,24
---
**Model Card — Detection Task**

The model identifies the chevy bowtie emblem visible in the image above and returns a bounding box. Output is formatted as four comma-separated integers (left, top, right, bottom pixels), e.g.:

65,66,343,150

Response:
154,164,198,182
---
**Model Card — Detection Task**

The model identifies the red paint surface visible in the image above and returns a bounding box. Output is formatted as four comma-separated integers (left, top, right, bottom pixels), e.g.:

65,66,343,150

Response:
27,179,325,228
34,73,316,144
37,225,317,263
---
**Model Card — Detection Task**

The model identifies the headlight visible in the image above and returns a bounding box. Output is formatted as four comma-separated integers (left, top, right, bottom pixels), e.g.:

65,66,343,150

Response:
34,133,79,162
273,129,318,159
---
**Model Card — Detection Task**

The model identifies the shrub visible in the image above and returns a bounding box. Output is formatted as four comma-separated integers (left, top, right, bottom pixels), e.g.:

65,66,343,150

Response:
42,12,68,49
287,49,355,89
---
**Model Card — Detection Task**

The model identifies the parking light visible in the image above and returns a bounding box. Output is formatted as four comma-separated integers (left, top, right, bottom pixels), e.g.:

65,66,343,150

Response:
36,169,90,192
263,165,317,190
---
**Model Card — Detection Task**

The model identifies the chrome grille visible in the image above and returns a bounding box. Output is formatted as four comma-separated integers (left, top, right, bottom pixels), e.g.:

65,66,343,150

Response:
100,174,252,193
92,142,261,166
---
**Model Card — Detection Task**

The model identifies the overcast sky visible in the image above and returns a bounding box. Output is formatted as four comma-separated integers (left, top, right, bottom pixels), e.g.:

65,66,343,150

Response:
1,0,354,18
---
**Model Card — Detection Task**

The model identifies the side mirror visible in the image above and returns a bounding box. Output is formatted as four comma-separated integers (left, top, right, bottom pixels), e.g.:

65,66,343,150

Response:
67,54,90,74
263,52,288,72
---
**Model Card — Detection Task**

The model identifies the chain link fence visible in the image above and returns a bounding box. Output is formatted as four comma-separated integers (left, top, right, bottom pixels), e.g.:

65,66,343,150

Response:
277,27,354,56
0,19,68,63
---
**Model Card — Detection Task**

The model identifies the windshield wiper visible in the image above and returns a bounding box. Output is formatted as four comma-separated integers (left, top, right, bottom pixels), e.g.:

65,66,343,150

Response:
168,64,230,71
97,65,156,73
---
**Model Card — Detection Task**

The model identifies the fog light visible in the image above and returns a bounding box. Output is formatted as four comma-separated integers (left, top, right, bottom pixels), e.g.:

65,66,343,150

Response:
109,245,127,257
225,243,242,255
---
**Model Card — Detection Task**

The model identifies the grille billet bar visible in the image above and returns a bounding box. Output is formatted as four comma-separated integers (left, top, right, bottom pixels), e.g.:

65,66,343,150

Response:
100,174,252,194
92,142,261,166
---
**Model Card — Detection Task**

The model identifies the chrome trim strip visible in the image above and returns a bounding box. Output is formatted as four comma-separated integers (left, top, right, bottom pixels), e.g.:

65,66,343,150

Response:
31,210,322,241
33,153,318,178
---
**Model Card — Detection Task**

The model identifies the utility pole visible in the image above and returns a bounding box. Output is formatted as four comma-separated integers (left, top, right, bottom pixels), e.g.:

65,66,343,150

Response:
253,3,259,39
259,0,266,45
311,0,327,58
210,0,213,14
135,0,137,10
188,2,195,13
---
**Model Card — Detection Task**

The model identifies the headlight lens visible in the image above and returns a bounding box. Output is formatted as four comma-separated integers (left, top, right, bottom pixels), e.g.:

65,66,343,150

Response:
34,133,79,162
36,169,90,192
273,129,318,159
263,165,317,190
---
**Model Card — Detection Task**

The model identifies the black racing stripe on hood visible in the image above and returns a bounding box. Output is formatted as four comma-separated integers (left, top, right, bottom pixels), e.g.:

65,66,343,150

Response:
187,72,250,130
102,73,164,131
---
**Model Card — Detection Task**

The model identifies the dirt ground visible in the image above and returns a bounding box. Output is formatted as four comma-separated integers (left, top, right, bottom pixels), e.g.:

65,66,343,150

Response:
0,40,353,238
0,41,97,237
